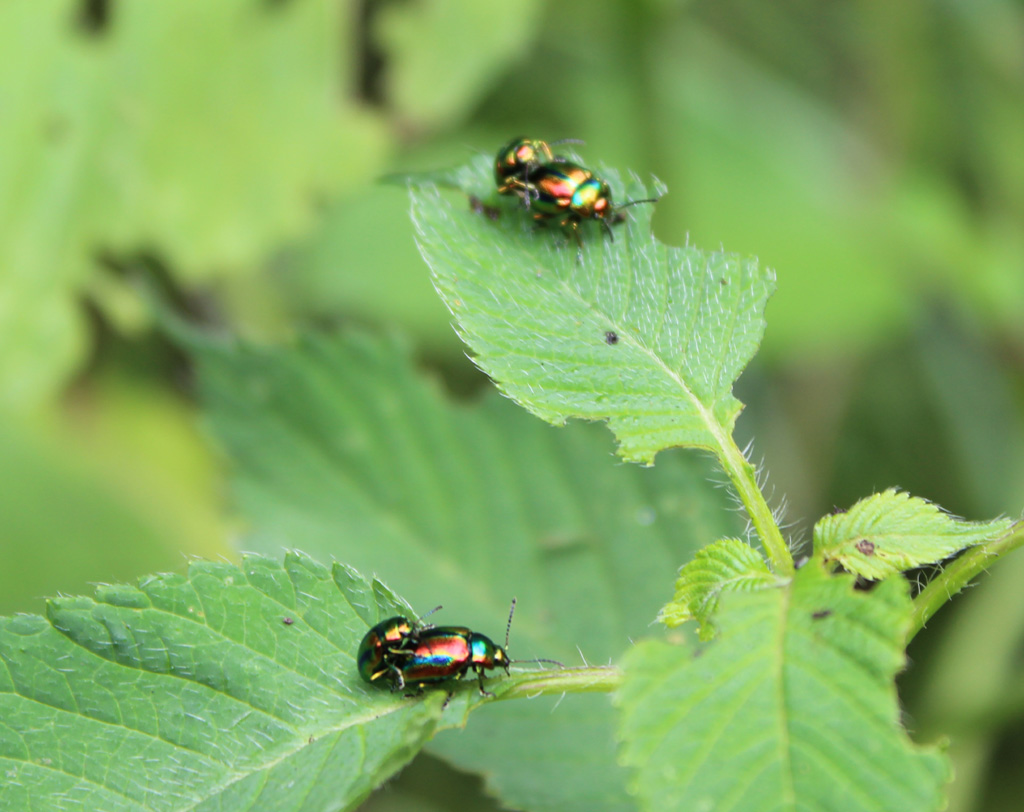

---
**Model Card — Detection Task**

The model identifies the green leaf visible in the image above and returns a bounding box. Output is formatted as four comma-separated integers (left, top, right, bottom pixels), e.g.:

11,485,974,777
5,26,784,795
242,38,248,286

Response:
658,537,779,637
409,155,775,464
0,0,388,407
617,564,950,812
378,1,544,130
0,0,98,409
0,553,445,811
281,185,461,356
101,0,388,273
196,330,740,812
814,489,1014,580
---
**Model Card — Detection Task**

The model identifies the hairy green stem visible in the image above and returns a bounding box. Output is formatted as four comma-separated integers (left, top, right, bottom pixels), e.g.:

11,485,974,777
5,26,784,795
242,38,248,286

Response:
717,430,794,577
494,665,621,701
908,520,1024,641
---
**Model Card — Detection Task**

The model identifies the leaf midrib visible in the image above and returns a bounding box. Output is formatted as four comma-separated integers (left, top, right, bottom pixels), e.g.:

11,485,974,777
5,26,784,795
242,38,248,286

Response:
773,581,796,809
551,276,728,455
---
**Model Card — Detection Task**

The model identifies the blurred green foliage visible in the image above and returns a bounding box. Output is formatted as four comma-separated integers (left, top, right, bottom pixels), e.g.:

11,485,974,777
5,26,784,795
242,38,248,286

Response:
1,0,1022,810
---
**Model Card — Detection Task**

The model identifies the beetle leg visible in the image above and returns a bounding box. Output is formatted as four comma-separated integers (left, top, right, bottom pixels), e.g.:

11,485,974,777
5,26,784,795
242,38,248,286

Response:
387,665,405,692
563,219,583,260
476,667,495,698
519,170,534,208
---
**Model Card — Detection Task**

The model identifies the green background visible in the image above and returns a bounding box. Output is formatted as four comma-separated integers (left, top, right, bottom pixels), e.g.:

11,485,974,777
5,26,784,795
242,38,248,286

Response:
1,1,1022,810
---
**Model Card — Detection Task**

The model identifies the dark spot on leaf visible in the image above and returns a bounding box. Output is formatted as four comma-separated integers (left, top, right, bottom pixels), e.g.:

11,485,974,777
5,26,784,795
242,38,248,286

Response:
282,617,294,625
604,331,619,345
853,576,877,592
469,195,500,220
77,0,111,35
812,609,832,620
855,539,876,556
830,505,846,515
355,0,386,105
720,278,728,285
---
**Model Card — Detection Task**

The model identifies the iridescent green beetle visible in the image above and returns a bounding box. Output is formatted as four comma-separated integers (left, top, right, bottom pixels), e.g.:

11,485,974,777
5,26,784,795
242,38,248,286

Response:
356,606,440,687
398,625,512,696
494,136,582,207
528,160,658,244
359,600,561,697
396,600,562,697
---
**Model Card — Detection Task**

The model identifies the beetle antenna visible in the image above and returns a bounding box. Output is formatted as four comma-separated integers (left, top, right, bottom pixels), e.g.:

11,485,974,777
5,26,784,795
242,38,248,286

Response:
511,657,564,668
505,598,517,651
503,600,561,668
618,197,660,210
550,138,585,147
418,605,443,625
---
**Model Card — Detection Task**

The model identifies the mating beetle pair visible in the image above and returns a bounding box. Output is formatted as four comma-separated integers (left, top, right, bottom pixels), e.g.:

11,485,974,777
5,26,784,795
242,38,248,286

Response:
357,599,557,697
493,136,658,243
